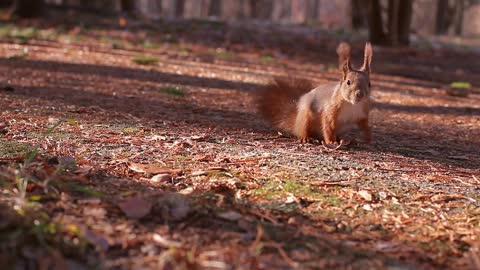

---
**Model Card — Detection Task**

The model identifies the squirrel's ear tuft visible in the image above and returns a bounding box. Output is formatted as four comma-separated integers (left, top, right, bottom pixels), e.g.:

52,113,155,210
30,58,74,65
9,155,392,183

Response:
361,42,373,73
342,58,352,80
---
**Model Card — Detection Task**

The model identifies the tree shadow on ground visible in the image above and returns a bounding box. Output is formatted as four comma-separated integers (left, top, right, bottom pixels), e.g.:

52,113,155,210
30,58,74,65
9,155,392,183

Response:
8,14,480,87
0,58,258,93
373,102,480,116
2,57,479,171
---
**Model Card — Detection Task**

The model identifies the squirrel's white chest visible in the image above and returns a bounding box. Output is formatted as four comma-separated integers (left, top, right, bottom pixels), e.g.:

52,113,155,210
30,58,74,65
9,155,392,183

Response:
337,101,368,124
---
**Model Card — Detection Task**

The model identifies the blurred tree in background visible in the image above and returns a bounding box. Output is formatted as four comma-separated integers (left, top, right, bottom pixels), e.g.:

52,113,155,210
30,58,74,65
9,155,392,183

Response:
9,0,45,18
365,0,413,45
4,0,480,45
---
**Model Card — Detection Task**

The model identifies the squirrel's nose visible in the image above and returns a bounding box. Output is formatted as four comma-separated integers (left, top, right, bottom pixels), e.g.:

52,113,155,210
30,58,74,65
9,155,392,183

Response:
355,91,363,99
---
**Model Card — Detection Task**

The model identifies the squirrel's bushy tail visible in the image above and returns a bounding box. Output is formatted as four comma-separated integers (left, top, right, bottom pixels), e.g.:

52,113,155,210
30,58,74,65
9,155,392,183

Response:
257,77,313,132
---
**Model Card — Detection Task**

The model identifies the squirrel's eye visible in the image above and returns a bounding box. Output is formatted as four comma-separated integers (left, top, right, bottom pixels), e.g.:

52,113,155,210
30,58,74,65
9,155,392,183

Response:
368,82,371,87
346,80,351,86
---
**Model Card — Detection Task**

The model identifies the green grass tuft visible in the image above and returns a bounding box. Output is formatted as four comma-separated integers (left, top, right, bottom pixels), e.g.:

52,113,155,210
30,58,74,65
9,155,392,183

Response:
260,55,276,64
283,179,314,195
10,27,38,40
142,40,159,48
133,55,159,65
0,25,13,38
99,36,110,43
0,140,29,159
158,86,185,97
112,42,123,49
450,81,471,89
61,182,108,198
216,51,235,60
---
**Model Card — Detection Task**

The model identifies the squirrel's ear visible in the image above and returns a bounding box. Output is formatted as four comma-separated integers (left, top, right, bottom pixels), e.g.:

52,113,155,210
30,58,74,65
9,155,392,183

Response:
342,58,352,80
361,42,373,73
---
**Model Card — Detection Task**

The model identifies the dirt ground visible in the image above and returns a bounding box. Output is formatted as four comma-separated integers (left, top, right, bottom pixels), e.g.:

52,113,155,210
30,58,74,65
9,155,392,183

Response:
0,14,479,270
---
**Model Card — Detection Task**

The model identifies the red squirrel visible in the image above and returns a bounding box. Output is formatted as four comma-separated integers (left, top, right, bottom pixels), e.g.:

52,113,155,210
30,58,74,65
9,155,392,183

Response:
257,42,373,147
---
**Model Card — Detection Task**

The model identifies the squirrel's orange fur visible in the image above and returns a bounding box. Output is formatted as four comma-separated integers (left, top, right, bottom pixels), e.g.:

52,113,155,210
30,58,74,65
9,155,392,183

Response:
257,42,373,145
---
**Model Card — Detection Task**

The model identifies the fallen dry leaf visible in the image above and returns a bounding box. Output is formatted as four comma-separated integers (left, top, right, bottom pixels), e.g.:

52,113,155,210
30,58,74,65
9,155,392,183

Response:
84,230,109,251
157,193,191,221
431,194,476,203
358,190,373,201
1,15,479,270
191,170,208,176
284,193,299,204
152,233,183,248
217,210,243,221
117,197,153,219
128,162,182,175
150,173,172,183
363,204,373,211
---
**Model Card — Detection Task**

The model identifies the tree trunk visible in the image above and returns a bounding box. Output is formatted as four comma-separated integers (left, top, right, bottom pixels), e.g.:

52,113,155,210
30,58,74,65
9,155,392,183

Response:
208,0,221,17
0,0,14,8
397,0,413,45
249,0,257,18
453,0,464,36
291,0,307,24
162,0,177,18
388,0,400,45
238,0,250,19
386,0,413,45
250,0,273,20
272,0,290,22
175,0,185,17
351,0,366,29
11,0,44,18
306,0,319,22
366,0,387,45
435,0,450,34
120,0,135,14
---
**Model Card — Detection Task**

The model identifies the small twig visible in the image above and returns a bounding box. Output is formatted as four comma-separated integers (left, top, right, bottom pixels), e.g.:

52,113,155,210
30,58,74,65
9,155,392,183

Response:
469,247,480,270
207,166,228,171
227,155,272,164
152,233,182,248
249,224,299,268
472,175,480,185
250,224,264,250
453,177,473,186
250,210,278,225
263,242,298,268
310,180,351,187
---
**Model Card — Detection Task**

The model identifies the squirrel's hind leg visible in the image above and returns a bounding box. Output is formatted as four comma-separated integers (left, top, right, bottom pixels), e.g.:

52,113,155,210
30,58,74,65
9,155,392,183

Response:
293,107,314,143
357,118,372,144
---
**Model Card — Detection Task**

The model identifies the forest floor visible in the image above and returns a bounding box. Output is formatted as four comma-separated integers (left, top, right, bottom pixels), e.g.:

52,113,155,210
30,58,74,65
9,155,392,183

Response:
0,13,479,270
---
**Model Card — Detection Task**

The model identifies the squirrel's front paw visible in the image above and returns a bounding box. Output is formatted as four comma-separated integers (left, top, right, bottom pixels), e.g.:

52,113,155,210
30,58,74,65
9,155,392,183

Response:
299,137,311,144
322,140,347,150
